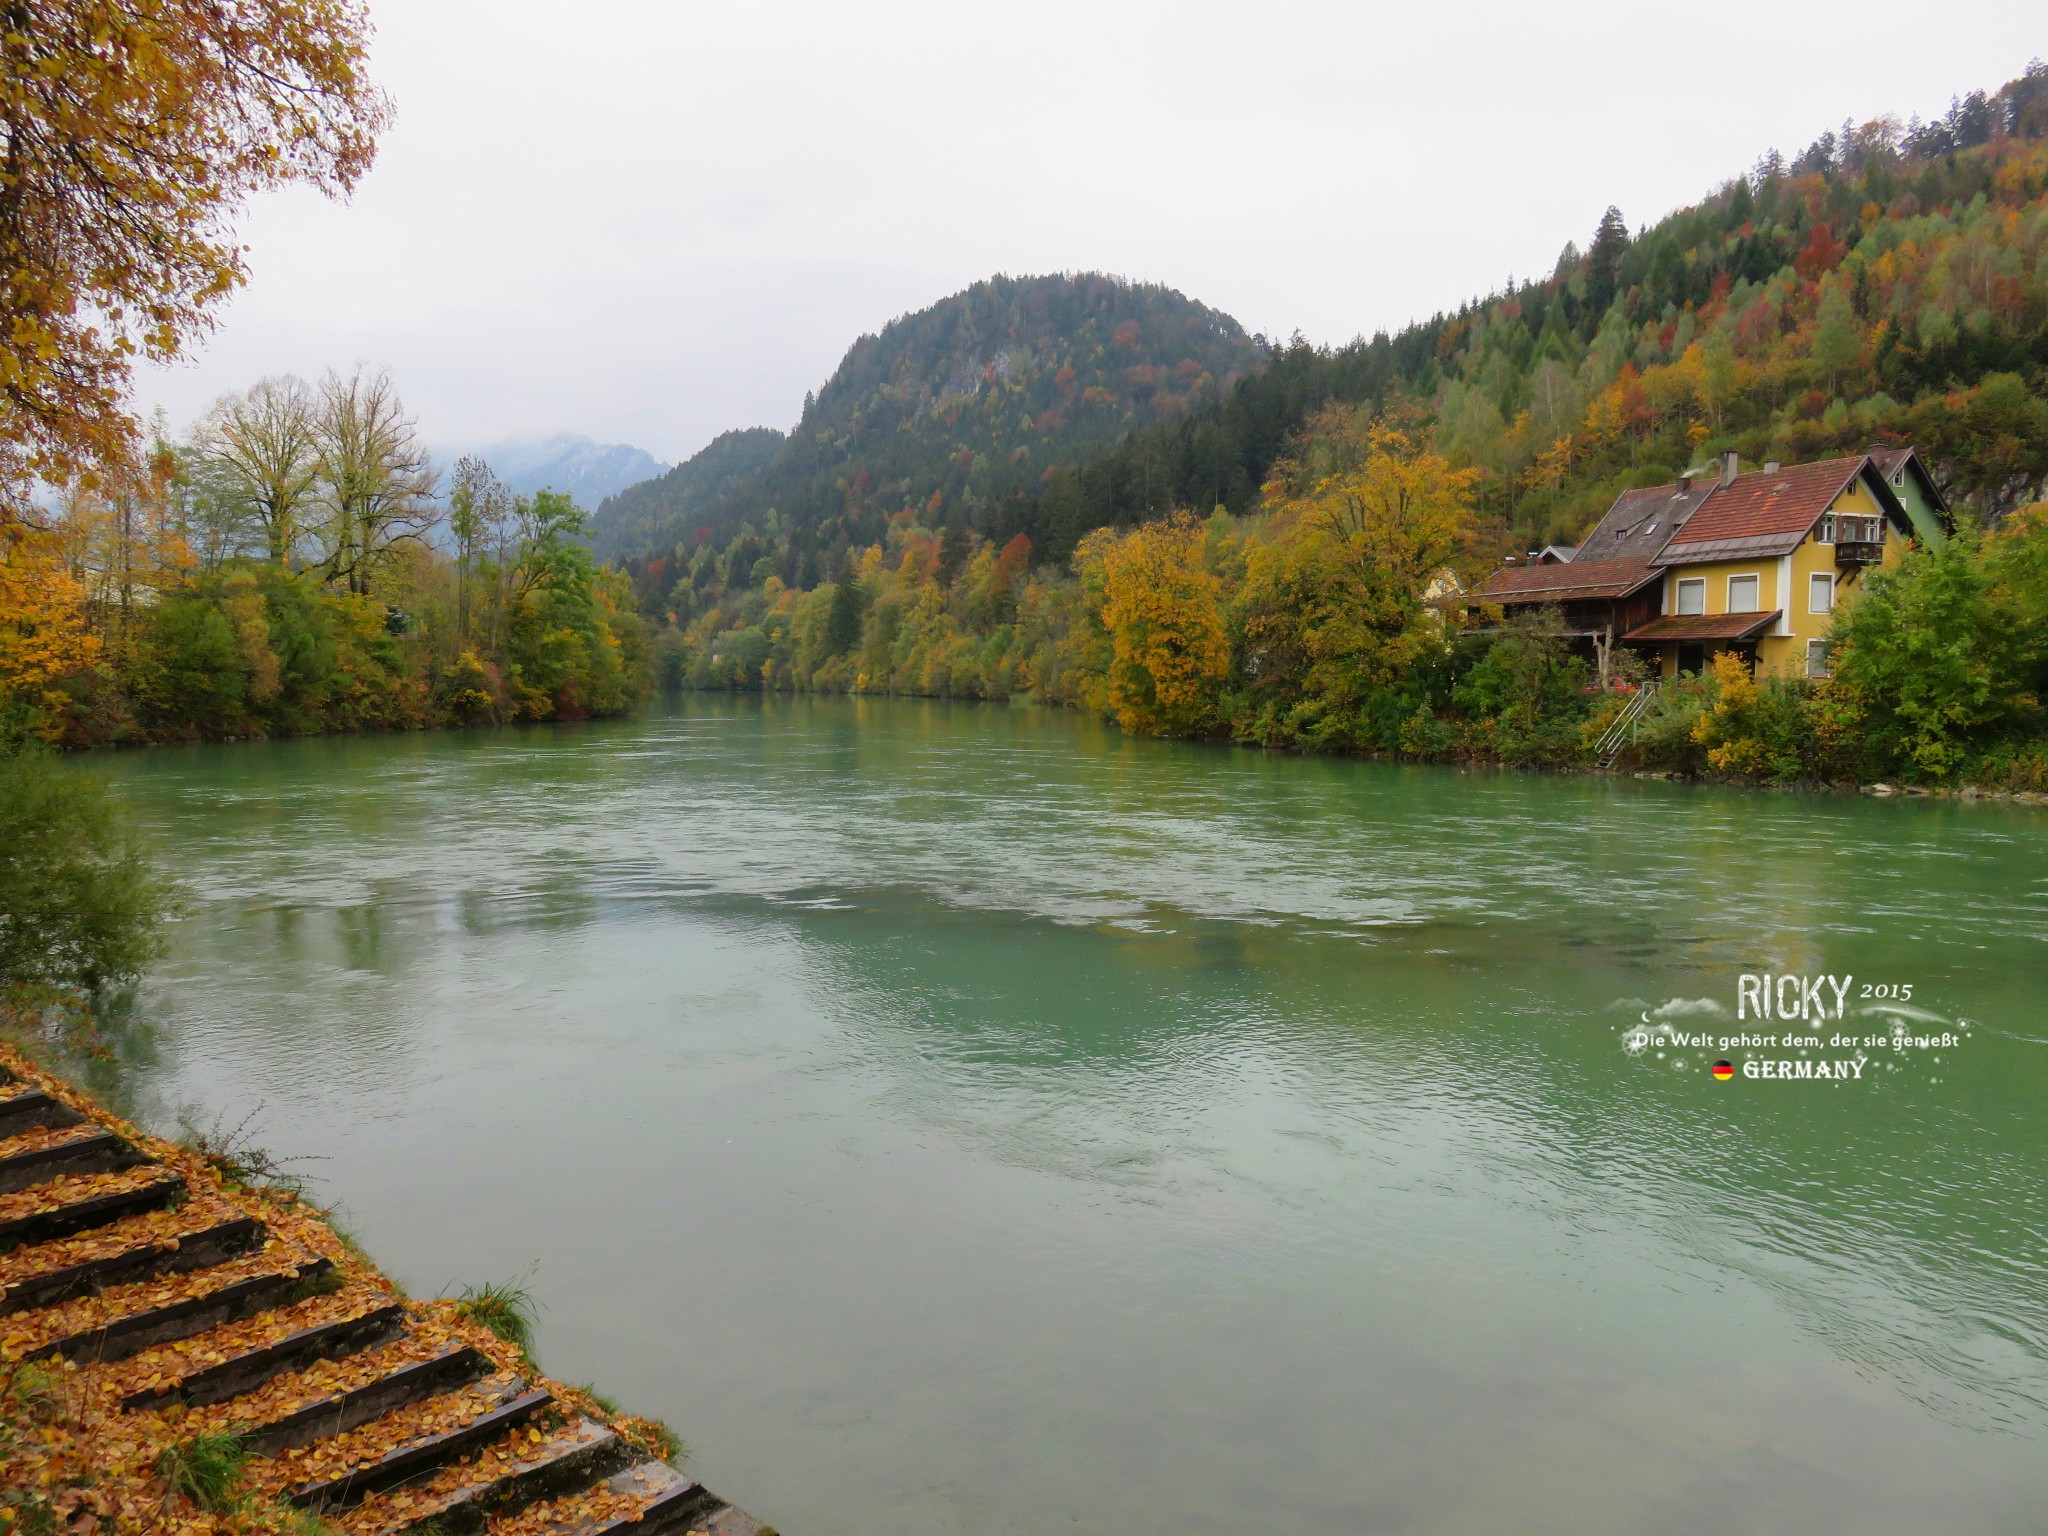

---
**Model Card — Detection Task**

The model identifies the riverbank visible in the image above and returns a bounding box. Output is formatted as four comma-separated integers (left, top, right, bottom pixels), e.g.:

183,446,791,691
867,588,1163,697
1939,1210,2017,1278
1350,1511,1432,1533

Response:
5,491,649,753
640,441,2048,798
658,681,2048,806
0,1042,769,1536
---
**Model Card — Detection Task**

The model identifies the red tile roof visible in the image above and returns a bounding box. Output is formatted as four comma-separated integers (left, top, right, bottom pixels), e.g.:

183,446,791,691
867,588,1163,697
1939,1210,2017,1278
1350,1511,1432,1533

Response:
1658,457,1863,555
1622,611,1781,643
1475,555,1660,603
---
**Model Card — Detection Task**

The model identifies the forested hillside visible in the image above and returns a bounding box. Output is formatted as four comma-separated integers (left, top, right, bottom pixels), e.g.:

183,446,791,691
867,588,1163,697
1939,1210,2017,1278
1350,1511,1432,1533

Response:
637,62,2048,791
589,426,786,562
590,273,1265,567
1007,62,2048,555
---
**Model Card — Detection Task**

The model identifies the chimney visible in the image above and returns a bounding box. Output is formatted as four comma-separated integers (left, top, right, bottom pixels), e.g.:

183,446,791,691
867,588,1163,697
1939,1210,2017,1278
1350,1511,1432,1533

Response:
1526,550,1541,565
1675,474,1691,492
1720,451,1740,488
1503,554,1517,565
1764,460,1781,474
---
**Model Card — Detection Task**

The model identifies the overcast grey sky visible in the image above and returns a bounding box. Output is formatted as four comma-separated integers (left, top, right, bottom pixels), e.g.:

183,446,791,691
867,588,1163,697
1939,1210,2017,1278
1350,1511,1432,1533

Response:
135,1,2042,465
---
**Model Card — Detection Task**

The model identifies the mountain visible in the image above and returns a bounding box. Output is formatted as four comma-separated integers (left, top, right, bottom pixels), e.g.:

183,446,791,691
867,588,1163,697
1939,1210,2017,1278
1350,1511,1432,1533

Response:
588,426,785,564
590,272,1265,569
989,60,2048,555
464,432,668,509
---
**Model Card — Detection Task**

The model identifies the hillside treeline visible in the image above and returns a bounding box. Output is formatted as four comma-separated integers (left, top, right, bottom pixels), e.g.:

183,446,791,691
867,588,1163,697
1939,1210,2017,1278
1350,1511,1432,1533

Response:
984,64,2048,559
617,64,2048,596
2,369,647,746
649,405,2048,790
631,63,2048,788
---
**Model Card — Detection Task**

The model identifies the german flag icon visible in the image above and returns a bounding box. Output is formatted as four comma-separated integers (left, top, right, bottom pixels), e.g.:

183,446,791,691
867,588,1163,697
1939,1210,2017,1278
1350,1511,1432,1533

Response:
1712,1060,1736,1080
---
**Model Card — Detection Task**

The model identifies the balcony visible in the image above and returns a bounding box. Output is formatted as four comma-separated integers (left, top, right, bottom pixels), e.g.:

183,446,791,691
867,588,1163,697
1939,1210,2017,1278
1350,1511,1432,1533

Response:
1834,539,1884,568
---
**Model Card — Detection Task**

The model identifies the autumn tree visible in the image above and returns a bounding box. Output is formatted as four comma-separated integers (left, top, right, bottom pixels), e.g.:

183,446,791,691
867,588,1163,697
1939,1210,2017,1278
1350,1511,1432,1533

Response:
52,441,192,627
0,1,389,512
313,367,437,595
0,522,98,731
1080,513,1227,736
1235,408,1477,748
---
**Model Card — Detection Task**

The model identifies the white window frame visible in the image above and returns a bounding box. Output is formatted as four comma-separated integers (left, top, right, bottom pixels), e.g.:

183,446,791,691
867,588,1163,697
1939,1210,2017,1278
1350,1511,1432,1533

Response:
1807,639,1833,679
1675,577,1705,616
1726,573,1761,614
1818,515,1835,543
1808,572,1834,614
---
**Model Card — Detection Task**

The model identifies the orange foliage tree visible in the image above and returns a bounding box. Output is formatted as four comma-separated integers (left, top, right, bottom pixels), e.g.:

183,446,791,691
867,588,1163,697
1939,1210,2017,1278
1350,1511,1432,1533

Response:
0,0,390,507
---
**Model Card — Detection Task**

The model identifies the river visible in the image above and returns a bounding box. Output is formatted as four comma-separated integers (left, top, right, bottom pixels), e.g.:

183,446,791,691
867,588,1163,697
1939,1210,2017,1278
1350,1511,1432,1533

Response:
86,694,2048,1535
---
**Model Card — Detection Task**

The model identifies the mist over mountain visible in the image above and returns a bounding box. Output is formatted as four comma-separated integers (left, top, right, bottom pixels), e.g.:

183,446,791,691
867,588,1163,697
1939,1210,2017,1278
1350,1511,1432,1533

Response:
459,432,668,509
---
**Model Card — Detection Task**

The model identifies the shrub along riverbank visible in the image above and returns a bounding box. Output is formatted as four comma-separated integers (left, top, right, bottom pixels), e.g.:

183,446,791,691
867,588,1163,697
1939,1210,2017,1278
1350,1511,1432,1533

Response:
646,409,2048,793
1,371,650,751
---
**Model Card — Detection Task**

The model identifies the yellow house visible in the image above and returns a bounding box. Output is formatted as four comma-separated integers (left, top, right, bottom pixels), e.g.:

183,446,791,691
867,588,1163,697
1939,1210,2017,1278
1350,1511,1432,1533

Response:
1622,453,1917,679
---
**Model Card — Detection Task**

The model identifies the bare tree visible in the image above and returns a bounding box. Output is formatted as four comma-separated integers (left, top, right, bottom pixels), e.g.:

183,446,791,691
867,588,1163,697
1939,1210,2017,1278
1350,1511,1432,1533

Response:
448,454,513,648
313,367,438,594
190,376,322,566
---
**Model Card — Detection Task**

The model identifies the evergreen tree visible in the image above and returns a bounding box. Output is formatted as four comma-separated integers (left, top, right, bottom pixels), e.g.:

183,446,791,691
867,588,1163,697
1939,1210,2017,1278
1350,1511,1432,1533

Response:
824,557,863,656
1585,207,1630,319
936,522,971,587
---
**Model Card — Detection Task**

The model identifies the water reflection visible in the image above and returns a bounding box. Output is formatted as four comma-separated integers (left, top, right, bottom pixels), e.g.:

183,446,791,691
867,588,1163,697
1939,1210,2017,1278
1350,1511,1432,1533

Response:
85,695,2048,1534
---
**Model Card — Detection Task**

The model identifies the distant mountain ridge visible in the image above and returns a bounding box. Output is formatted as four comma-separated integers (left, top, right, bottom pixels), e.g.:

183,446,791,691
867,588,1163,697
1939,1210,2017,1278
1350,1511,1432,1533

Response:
590,272,1265,568
588,427,785,565
460,432,668,509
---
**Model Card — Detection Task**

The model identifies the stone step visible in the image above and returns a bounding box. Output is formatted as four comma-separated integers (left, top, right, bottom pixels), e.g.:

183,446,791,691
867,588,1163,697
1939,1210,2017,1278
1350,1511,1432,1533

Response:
486,1462,727,1536
281,1377,555,1512
340,1414,632,1536
0,1087,85,1138
0,1126,145,1195
120,1294,409,1410
0,1166,185,1251
0,1211,265,1314
20,1251,332,1365
240,1342,494,1457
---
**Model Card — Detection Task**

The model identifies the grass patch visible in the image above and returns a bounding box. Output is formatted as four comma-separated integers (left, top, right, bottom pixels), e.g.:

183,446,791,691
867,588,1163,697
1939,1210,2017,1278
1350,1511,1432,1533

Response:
449,1275,540,1356
157,1430,248,1513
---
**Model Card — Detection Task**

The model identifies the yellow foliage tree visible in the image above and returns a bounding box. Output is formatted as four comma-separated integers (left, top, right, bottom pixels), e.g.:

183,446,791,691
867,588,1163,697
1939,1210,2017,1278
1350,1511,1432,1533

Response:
52,446,195,622
1080,513,1227,736
0,521,99,727
1236,407,1478,746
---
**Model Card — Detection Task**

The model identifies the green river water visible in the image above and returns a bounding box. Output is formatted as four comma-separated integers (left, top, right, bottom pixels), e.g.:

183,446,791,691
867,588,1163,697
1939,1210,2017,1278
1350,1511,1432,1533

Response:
83,694,2048,1535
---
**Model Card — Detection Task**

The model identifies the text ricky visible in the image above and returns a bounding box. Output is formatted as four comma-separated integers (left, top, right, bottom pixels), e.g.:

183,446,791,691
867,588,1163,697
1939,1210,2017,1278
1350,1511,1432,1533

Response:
1739,973,1853,1022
